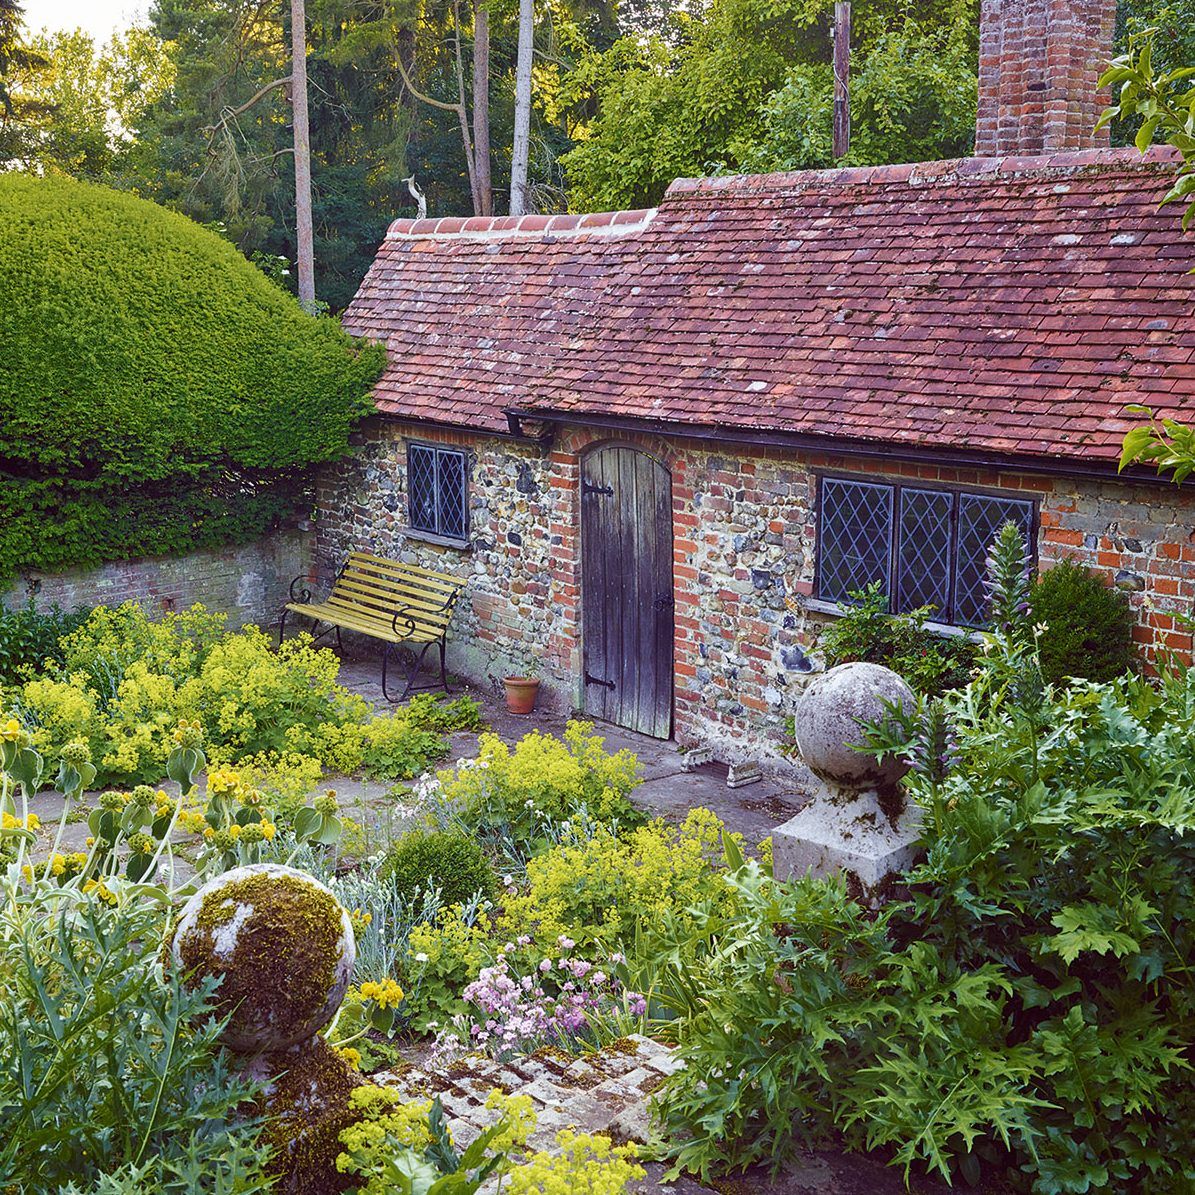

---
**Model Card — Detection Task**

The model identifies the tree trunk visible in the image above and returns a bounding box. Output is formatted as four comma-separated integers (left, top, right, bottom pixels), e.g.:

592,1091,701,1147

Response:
290,0,315,307
472,0,491,216
508,0,533,216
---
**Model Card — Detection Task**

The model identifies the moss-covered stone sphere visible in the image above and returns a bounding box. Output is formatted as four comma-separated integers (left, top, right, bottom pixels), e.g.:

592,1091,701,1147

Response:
172,863,355,1052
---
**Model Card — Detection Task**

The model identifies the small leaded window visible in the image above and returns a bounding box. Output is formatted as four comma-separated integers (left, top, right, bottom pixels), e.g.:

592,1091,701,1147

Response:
815,475,1035,628
407,443,468,542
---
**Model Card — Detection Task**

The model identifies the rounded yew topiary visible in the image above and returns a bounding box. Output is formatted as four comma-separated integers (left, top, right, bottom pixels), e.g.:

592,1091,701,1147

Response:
1030,559,1137,685
381,828,497,906
0,174,384,581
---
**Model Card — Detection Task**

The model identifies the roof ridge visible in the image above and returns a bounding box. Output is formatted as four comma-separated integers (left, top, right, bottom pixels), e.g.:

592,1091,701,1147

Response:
386,207,656,241
664,145,1182,197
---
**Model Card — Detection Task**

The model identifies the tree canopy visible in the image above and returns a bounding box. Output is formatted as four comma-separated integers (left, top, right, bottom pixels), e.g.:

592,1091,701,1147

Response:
0,0,1183,307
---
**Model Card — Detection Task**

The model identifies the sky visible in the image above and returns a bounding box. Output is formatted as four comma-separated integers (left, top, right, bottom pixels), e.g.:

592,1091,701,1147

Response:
23,0,146,40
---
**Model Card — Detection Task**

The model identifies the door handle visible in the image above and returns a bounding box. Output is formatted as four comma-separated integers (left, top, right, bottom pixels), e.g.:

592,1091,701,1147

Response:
653,593,674,613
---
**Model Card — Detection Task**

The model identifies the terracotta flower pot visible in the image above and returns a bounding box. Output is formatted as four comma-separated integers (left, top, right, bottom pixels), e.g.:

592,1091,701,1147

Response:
504,676,540,715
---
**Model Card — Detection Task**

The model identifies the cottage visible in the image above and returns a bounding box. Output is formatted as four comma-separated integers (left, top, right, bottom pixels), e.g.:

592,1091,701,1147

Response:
318,0,1195,764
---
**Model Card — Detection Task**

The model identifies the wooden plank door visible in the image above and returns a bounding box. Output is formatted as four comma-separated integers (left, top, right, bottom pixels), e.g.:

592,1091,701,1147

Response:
580,445,674,738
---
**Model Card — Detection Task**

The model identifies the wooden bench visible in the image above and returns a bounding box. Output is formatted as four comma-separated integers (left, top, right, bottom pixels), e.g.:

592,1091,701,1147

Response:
280,551,467,701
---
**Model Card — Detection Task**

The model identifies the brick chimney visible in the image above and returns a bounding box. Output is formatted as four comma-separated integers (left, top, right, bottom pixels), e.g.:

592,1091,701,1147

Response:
976,0,1117,156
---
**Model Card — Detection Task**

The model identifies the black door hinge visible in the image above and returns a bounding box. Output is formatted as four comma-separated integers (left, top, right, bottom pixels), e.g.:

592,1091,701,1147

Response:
581,479,614,496
584,671,615,690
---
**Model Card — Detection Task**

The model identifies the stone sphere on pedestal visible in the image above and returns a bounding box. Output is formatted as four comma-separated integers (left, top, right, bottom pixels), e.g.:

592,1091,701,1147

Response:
792,661,915,792
171,863,355,1053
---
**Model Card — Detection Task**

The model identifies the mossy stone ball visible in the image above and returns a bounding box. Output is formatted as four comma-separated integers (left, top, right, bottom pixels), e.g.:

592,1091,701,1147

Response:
794,662,915,791
172,864,355,1052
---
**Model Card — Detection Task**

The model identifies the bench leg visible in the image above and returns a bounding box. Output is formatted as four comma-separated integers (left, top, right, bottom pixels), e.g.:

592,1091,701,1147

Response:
383,642,441,702
278,608,290,646
380,641,451,702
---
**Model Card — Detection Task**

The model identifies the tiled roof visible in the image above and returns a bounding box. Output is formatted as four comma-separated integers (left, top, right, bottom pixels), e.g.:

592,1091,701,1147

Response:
342,146,1194,466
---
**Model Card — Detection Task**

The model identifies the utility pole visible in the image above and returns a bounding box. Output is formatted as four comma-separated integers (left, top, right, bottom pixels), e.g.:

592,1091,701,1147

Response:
832,1,851,161
290,0,315,308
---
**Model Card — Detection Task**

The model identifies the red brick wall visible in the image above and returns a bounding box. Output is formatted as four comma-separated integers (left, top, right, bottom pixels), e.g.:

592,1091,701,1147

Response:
317,421,1195,761
976,0,1116,156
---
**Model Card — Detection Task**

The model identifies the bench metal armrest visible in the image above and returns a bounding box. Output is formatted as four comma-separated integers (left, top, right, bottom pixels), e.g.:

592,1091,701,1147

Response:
289,574,313,603
391,605,418,639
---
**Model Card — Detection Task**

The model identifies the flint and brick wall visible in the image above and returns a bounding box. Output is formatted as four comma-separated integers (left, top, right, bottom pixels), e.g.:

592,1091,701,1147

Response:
317,419,1195,765
1,526,311,629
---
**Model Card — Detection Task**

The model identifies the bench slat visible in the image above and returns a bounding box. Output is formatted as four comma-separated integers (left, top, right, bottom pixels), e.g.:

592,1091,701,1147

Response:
347,551,463,590
332,574,458,617
320,592,450,633
342,562,463,599
286,602,441,643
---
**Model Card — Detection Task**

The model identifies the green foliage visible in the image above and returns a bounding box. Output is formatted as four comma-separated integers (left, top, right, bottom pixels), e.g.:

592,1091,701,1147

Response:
1120,407,1195,482
561,0,977,210
429,721,644,859
382,828,499,907
1098,27,1195,229
55,1130,276,1195
0,174,382,580
653,640,1195,1192
7,601,462,787
402,901,496,1031
741,18,977,173
0,884,268,1192
0,601,90,684
816,581,976,695
500,807,737,950
1031,559,1137,685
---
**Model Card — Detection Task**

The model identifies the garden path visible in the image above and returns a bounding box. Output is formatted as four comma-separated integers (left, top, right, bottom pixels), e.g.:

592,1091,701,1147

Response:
334,656,816,851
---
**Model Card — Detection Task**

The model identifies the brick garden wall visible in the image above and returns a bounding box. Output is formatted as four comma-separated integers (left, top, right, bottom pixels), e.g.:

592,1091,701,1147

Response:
316,419,1195,765
1,525,311,629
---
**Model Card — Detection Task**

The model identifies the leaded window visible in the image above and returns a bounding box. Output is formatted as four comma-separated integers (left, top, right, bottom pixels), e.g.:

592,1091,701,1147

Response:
815,475,1035,628
407,443,469,542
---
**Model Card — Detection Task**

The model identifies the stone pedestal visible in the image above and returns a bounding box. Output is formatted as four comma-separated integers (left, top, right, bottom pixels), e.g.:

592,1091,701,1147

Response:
773,787,923,892
772,661,923,897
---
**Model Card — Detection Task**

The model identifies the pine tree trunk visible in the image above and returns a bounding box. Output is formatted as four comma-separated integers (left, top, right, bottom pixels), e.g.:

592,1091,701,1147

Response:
472,1,492,217
508,0,533,216
290,0,316,308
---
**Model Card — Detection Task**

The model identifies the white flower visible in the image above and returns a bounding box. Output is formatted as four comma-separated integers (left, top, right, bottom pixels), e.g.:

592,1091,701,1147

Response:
414,952,429,963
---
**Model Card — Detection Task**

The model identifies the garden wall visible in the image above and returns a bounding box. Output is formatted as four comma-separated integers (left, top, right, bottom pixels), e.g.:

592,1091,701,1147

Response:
0,525,311,628
316,418,1195,765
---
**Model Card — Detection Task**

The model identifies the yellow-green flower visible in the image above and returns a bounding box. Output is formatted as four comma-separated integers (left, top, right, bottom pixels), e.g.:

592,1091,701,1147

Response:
359,978,405,1010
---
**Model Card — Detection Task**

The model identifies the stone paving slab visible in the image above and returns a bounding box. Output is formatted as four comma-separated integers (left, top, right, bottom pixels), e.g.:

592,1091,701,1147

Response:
375,1035,698,1192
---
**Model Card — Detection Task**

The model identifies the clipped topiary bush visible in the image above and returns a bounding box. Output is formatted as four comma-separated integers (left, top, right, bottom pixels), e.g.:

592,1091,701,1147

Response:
1031,559,1137,684
0,174,384,581
380,829,497,907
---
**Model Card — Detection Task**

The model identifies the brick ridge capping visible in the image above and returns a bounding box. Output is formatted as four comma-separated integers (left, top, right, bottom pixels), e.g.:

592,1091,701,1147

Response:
386,207,657,240
385,145,1182,242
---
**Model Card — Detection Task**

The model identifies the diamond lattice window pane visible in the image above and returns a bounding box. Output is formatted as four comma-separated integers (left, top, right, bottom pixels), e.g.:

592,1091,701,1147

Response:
817,478,894,605
895,488,954,618
953,494,1034,627
437,451,467,540
407,444,439,534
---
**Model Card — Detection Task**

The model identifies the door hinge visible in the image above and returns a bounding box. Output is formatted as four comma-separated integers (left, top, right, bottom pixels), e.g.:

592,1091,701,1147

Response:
584,671,615,690
581,479,614,497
